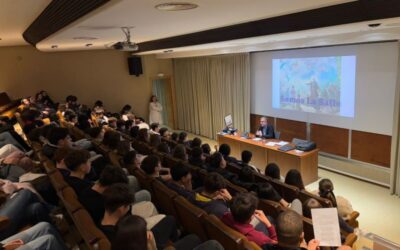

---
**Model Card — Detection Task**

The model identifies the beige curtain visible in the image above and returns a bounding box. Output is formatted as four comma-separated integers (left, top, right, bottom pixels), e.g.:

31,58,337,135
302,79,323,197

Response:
390,42,400,196
173,53,250,139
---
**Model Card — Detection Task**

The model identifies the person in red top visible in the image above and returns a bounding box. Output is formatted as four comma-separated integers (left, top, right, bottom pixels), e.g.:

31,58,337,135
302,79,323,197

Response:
221,193,277,247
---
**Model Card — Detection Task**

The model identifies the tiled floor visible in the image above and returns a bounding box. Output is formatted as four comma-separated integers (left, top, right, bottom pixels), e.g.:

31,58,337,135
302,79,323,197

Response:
183,131,400,247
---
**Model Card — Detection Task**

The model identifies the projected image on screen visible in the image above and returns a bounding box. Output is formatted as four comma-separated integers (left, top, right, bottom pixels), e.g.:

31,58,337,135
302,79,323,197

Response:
272,56,356,117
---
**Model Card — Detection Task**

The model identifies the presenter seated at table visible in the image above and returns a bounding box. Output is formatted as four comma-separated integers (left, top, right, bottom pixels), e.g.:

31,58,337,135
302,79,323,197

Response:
255,116,274,139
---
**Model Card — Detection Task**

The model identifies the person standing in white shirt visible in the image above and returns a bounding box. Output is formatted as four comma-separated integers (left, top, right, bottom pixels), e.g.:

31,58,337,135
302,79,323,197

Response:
149,95,163,125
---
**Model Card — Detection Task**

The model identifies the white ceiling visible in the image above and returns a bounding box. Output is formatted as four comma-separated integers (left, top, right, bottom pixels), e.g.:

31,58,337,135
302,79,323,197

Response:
1,0,400,57
0,0,51,46
36,0,354,51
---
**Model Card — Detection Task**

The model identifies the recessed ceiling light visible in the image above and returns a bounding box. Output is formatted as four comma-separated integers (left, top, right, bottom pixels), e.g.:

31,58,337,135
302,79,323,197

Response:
73,36,98,40
155,2,198,11
51,45,58,49
163,49,174,53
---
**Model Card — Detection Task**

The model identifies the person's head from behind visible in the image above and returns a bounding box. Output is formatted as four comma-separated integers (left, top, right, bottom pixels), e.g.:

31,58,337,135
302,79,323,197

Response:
230,193,258,224
121,104,131,114
239,166,255,183
94,100,103,108
102,130,121,150
64,110,77,124
171,163,191,187
318,178,336,207
276,210,304,248
103,183,135,219
157,143,170,154
171,132,178,142
257,182,281,202
218,144,231,157
123,150,138,167
47,127,71,147
285,169,305,190
190,147,204,161
53,147,73,169
149,134,161,148
203,173,226,196
173,144,187,160
302,198,322,219
0,116,9,126
201,143,211,155
112,215,147,250
241,150,252,164
130,126,140,138
141,155,161,176
191,137,202,148
178,132,187,143
209,152,226,169
259,116,267,127
159,127,169,138
86,127,103,140
265,163,281,180
137,128,149,142
64,149,91,175
150,123,159,132
99,165,128,187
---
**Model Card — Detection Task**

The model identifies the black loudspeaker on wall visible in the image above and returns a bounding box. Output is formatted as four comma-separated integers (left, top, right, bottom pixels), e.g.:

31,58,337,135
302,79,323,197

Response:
127,56,143,76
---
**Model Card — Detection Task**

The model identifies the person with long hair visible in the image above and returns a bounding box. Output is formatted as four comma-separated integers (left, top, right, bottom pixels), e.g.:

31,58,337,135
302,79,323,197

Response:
284,169,305,190
149,95,163,125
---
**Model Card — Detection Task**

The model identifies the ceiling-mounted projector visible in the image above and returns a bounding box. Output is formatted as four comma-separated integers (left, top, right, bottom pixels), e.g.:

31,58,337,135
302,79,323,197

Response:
108,27,139,51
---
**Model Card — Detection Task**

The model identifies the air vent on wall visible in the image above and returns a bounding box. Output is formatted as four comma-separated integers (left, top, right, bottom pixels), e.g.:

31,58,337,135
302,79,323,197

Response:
155,2,198,11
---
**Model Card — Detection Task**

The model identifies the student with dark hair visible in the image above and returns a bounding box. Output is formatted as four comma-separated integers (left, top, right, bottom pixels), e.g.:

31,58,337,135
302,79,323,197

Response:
207,152,238,182
285,169,305,190
149,123,160,135
172,144,187,161
166,163,194,199
221,193,277,248
130,126,140,138
64,110,77,125
141,155,171,182
76,114,91,131
79,166,150,224
256,182,304,215
122,150,140,174
63,149,92,194
265,163,282,181
53,147,73,177
170,132,179,142
272,210,307,250
135,117,150,130
85,127,103,141
111,214,149,250
302,198,322,219
191,137,202,148
218,143,237,163
159,127,169,138
137,128,150,143
178,132,187,145
42,127,71,159
237,166,258,190
238,150,260,173
102,130,121,150
189,147,207,169
157,142,170,154
318,179,354,234
149,134,161,148
193,173,232,218
201,143,211,155
121,104,133,121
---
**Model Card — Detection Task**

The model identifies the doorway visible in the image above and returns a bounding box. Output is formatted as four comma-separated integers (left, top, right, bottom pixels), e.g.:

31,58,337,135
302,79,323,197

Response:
152,77,175,128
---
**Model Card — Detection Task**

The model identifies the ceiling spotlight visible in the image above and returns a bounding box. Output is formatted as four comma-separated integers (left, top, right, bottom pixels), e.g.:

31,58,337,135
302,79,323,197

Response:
155,2,198,11
85,43,93,47
51,45,58,49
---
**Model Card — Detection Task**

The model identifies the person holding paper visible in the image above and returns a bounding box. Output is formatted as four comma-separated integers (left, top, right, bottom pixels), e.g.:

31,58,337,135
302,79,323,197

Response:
255,117,275,139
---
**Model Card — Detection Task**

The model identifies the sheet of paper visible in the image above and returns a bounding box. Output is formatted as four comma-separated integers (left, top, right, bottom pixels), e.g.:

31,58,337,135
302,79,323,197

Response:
265,142,276,146
276,141,288,146
294,149,304,154
311,208,341,247
252,138,262,141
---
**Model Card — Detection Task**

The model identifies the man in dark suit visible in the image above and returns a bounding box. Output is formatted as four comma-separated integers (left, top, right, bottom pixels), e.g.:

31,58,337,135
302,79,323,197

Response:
255,116,274,139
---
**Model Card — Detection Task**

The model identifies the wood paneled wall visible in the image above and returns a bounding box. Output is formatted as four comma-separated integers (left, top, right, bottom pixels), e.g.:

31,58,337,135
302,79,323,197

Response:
250,113,392,168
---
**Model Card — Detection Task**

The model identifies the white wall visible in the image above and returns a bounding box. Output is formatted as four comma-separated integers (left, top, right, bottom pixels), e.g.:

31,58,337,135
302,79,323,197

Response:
251,42,399,136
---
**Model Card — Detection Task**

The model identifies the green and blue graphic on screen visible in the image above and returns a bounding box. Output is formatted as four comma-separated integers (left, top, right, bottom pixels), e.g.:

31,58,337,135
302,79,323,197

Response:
272,56,356,117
